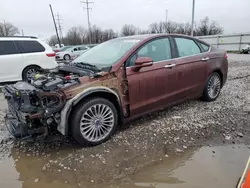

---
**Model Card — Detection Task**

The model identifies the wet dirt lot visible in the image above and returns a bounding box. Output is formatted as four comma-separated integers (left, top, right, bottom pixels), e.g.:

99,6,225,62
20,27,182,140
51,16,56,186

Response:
0,54,250,188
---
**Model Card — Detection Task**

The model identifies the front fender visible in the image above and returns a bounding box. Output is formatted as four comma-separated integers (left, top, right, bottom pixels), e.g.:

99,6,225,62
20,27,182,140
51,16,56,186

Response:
57,86,120,135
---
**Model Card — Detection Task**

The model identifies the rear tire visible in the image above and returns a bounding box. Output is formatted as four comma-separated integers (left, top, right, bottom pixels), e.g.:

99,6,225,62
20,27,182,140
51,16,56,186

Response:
202,72,222,102
22,65,41,82
71,97,118,146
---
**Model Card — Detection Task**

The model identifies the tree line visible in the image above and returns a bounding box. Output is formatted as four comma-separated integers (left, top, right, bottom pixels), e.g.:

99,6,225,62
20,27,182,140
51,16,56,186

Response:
0,16,223,46
49,16,223,46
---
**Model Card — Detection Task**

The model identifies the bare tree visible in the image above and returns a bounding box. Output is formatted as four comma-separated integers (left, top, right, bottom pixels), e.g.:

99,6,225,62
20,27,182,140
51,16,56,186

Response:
195,17,223,36
137,29,149,35
0,21,19,36
89,25,103,44
176,22,192,35
121,24,137,36
65,26,86,45
102,29,118,42
165,21,179,33
149,22,166,33
47,35,58,46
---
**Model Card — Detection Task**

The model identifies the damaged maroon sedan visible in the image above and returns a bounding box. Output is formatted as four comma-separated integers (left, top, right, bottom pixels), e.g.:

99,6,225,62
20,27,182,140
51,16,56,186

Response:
3,34,228,146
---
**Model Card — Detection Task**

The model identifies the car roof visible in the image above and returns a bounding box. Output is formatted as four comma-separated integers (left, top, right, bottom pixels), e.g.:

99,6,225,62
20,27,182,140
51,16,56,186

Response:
116,33,197,40
0,36,38,41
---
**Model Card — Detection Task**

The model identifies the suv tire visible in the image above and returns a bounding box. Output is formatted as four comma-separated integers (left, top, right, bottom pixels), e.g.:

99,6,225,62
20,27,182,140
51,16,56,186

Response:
71,97,118,146
22,65,41,82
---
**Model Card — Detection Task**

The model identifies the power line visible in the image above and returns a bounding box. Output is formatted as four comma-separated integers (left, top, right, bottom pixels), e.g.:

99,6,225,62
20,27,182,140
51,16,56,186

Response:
81,0,94,44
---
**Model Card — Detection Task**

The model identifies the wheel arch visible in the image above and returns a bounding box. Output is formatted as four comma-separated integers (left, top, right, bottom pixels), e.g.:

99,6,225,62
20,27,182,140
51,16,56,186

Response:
58,87,123,135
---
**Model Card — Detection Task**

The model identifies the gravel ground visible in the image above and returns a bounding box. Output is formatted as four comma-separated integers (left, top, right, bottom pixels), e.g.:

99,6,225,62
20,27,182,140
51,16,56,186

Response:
0,56,250,186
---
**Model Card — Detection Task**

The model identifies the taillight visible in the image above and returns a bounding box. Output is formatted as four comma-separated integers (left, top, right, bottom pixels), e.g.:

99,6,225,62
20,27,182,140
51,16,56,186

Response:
46,53,56,57
224,53,228,59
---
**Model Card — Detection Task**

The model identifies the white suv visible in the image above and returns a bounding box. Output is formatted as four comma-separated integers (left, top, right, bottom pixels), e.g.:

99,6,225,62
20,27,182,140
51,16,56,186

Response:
0,36,58,82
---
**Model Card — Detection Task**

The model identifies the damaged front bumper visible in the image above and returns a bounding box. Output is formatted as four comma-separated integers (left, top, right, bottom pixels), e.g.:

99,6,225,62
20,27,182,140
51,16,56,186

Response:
3,82,65,140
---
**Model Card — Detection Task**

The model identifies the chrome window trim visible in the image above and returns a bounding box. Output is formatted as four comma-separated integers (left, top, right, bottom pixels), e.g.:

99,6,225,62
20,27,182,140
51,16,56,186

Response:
126,46,211,68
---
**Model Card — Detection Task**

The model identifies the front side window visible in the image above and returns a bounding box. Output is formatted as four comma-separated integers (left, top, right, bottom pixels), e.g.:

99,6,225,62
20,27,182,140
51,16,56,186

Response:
175,38,201,57
16,41,45,53
126,38,172,67
0,41,19,55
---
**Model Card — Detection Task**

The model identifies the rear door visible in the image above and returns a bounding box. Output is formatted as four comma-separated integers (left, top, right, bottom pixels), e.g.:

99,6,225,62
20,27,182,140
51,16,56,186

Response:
171,36,209,99
126,37,177,116
0,41,24,82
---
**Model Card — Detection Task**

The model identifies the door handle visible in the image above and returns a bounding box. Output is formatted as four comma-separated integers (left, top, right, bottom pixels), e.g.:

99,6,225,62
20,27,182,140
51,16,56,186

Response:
165,64,176,68
201,57,210,61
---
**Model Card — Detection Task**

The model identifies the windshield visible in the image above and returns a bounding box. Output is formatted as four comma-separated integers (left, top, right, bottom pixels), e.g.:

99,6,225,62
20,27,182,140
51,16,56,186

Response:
72,38,141,69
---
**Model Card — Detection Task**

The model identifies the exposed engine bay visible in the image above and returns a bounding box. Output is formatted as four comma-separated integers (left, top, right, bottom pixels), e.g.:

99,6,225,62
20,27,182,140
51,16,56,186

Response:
3,63,102,140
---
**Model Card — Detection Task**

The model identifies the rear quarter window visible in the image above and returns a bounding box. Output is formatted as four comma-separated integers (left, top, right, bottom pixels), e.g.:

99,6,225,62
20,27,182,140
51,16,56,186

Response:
16,40,45,53
199,42,210,52
0,41,20,55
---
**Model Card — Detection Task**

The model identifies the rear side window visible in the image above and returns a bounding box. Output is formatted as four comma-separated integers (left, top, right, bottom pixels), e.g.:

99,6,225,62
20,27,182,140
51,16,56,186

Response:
16,41,45,53
0,41,19,55
175,38,201,57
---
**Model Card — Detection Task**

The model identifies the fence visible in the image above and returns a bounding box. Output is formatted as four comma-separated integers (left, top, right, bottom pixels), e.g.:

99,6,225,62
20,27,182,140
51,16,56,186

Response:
196,33,250,52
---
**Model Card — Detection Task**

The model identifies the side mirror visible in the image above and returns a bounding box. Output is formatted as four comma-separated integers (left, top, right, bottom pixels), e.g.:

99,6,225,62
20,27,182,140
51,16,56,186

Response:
132,57,153,72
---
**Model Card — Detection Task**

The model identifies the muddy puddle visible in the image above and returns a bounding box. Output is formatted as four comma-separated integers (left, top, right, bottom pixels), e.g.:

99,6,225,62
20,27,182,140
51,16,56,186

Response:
0,145,249,188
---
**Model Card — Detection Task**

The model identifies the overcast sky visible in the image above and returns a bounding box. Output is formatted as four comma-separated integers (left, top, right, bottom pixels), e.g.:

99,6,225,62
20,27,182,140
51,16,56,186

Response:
1,0,250,40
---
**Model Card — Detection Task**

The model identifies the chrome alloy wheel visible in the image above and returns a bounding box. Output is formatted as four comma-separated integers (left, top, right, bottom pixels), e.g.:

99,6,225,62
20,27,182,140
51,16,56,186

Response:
80,104,115,142
26,68,39,81
207,74,221,99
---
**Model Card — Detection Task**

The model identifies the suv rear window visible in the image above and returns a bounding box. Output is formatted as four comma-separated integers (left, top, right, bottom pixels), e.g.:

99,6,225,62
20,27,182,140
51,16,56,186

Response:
0,41,20,55
16,41,45,53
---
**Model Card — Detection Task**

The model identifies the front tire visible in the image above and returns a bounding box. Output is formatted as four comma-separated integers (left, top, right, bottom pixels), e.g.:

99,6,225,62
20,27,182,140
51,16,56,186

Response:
71,98,118,146
64,54,71,61
202,72,222,102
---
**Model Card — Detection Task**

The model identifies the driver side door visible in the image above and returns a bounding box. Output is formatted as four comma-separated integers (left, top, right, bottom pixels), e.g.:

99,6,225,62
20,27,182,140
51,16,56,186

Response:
126,37,175,116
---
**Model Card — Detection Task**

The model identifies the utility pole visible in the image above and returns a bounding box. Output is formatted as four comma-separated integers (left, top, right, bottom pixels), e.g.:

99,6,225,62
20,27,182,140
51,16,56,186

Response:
3,20,7,36
21,29,24,36
56,12,63,42
81,0,94,44
165,9,168,33
191,0,195,36
49,4,61,47
165,10,168,23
